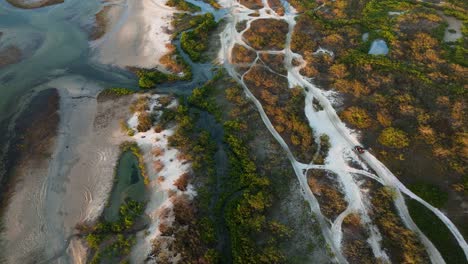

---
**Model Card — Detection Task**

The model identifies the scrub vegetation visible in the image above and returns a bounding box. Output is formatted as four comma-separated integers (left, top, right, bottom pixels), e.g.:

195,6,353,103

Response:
82,199,145,264
218,74,330,263
79,141,149,263
407,197,467,264
307,170,347,221
369,186,429,263
166,0,200,12
148,70,329,263
243,65,316,163
136,11,218,88
181,13,218,61
137,65,191,89
243,19,289,50
147,99,220,263
288,0,468,247
98,87,135,101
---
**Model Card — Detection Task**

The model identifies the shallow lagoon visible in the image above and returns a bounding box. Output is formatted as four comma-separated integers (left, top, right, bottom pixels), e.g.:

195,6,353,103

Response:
104,151,147,222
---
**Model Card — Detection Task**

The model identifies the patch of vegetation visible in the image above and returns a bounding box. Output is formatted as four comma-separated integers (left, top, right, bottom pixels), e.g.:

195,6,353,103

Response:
203,0,221,9
223,119,290,263
260,53,287,74
243,19,289,50
378,127,410,149
181,13,218,62
341,106,373,129
188,72,224,120
119,120,135,136
407,197,467,264
165,71,314,263
231,44,257,65
219,75,306,263
370,187,430,263
409,183,448,208
144,101,221,263
160,45,193,77
307,170,348,220
98,87,135,101
289,0,468,209
136,112,152,132
243,66,316,163
288,0,318,12
166,0,200,12
101,87,134,96
158,108,177,129
239,0,263,10
267,0,285,15
137,68,190,89
84,199,145,263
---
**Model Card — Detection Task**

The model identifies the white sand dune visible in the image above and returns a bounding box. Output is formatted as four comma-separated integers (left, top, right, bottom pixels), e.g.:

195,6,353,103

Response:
126,95,195,263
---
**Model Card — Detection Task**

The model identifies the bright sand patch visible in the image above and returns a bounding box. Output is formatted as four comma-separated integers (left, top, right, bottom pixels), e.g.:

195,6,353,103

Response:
91,0,178,69
125,95,195,263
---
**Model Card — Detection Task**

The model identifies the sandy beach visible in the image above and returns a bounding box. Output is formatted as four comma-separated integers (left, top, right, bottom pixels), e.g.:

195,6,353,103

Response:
1,75,133,263
91,0,179,69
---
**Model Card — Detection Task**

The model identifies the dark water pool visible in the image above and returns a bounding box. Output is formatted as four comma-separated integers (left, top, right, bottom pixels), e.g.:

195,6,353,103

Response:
103,151,146,222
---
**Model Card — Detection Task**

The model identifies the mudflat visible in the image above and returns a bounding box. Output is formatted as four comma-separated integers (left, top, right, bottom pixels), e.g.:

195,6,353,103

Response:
5,0,63,9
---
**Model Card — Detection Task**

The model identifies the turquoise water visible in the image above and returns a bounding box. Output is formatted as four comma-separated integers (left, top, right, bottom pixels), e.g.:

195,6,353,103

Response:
104,151,146,222
0,0,135,121
0,1,217,261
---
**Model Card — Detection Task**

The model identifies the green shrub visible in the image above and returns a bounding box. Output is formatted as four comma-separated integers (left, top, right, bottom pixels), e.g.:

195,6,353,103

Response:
86,233,102,249
137,112,152,132
100,87,134,97
166,0,200,12
341,107,372,129
137,70,175,89
409,183,448,208
378,127,410,148
181,13,217,62
188,82,221,120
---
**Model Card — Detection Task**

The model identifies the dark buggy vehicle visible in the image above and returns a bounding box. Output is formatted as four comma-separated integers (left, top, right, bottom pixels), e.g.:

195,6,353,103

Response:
354,146,365,154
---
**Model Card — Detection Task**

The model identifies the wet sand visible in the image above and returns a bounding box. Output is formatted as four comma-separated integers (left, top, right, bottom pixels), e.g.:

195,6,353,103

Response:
91,0,177,69
5,0,63,9
0,46,22,69
1,75,133,263
0,88,60,263
89,6,112,41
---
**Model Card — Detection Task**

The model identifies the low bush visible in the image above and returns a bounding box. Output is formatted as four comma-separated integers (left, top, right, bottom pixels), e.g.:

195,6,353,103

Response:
166,0,200,12
137,112,152,132
181,13,217,61
378,127,410,149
